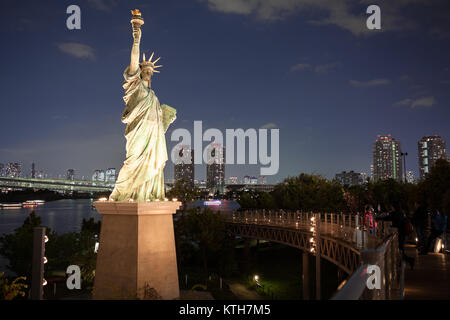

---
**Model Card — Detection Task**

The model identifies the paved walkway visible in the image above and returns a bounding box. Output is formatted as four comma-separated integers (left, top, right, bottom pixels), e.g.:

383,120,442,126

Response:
226,281,264,300
404,245,450,300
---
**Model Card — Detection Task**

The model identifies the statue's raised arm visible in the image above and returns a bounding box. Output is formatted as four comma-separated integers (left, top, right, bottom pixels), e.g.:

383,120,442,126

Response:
129,9,143,75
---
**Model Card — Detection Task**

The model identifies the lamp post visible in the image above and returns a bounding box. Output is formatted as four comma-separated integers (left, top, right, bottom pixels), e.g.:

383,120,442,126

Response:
31,227,47,300
401,152,408,183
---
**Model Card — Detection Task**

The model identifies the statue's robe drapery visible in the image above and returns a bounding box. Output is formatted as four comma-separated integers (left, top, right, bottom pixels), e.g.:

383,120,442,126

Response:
109,66,176,201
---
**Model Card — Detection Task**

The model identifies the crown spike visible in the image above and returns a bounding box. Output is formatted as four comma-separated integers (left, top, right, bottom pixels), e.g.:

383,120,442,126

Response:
143,53,146,62
153,70,160,73
148,52,155,62
154,65,163,68
153,57,161,64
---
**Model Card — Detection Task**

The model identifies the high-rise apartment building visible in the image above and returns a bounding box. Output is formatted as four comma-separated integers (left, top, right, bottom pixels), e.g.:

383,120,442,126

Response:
258,176,267,185
174,146,194,187
5,162,22,178
373,135,403,182
66,169,75,180
228,176,238,185
206,144,225,194
105,168,117,182
418,135,447,179
92,169,105,182
31,162,36,179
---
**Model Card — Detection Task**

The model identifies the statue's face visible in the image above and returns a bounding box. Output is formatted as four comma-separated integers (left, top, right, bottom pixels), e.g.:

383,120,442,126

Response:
141,68,153,81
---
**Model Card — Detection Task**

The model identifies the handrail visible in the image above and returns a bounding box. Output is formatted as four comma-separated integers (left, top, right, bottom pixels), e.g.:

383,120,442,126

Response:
226,210,402,300
331,233,404,300
331,264,370,300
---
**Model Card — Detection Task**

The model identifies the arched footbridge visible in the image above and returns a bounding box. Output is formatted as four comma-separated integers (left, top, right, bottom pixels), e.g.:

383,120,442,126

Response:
225,210,405,300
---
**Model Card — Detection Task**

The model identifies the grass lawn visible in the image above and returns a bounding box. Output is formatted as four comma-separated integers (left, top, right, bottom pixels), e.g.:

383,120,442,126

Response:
233,242,303,300
232,241,341,300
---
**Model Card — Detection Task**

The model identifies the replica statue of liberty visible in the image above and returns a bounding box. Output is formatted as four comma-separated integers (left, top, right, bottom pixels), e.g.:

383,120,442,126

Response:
110,9,176,202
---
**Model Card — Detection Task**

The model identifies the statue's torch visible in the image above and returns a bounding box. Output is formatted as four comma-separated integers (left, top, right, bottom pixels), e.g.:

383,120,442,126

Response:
131,9,144,30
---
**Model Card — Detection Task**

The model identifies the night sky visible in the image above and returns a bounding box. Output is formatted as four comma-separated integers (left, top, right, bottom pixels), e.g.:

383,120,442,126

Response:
1,0,449,183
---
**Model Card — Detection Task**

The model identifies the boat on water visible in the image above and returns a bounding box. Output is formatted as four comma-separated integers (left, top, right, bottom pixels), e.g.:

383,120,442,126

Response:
23,200,46,206
0,203,23,209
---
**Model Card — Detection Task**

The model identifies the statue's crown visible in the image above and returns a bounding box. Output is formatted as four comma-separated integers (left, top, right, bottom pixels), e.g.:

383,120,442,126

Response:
140,52,163,74
131,9,142,16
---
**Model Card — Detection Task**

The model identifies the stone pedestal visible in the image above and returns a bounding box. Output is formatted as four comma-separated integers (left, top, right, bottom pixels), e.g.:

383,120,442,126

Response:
93,201,181,300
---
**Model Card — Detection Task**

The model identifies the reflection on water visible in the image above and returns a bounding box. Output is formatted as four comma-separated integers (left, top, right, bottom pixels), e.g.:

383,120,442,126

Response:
0,198,239,274
0,199,102,275
0,199,101,236
186,200,240,213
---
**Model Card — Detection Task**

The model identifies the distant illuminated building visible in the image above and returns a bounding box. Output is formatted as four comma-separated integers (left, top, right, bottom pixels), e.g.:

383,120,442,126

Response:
92,169,105,182
174,146,194,187
206,143,225,194
228,176,238,185
335,171,364,186
243,175,251,184
0,163,4,176
31,162,36,179
360,172,367,184
66,169,75,180
250,176,258,185
5,162,22,178
406,170,415,184
258,176,267,185
195,180,207,189
373,135,403,182
418,135,447,179
37,171,45,179
105,168,117,182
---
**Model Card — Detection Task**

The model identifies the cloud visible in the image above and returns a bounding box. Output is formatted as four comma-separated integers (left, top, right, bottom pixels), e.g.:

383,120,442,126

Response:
260,122,278,129
393,98,413,107
290,62,340,74
411,96,436,109
201,0,435,36
349,78,391,87
315,62,340,74
393,96,436,109
290,63,311,72
57,43,95,60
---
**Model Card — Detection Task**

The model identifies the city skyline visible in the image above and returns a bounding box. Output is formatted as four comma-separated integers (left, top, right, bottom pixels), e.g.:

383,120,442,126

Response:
2,132,446,184
1,1,450,183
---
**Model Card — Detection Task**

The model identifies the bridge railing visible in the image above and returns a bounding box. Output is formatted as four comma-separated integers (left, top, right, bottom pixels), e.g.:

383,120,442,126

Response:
332,232,404,300
228,210,393,250
226,210,403,300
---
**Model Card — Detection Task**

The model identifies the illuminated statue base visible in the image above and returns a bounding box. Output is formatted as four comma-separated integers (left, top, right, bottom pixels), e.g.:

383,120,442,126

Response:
93,201,181,300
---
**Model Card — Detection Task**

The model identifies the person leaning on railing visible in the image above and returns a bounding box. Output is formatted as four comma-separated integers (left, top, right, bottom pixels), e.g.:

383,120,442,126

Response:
377,203,415,270
363,205,378,234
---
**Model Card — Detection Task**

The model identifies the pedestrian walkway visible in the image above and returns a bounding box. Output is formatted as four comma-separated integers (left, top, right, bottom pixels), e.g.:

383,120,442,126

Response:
404,245,450,300
226,281,264,300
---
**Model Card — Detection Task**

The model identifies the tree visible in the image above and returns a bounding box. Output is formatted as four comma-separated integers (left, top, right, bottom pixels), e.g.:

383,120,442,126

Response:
271,174,347,212
0,272,28,300
419,159,450,215
0,212,101,295
166,179,201,213
0,212,43,282
176,208,236,276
